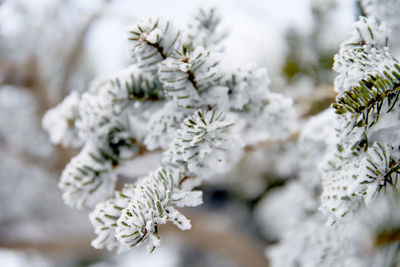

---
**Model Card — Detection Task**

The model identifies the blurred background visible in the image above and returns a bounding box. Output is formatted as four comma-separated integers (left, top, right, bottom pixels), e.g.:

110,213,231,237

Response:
0,0,358,266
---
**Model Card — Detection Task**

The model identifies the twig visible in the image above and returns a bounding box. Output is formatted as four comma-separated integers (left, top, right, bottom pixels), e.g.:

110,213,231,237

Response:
244,131,300,153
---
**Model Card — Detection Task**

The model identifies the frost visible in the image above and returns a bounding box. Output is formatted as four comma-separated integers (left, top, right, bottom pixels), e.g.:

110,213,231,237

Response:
146,28,162,44
42,91,83,147
333,17,394,95
256,92,296,141
115,167,201,251
164,109,244,177
158,46,221,108
320,152,365,222
224,66,270,111
319,13,400,224
348,17,389,49
224,65,296,143
172,190,203,207
362,0,400,54
128,17,181,71
89,184,136,251
77,80,122,142
90,167,202,252
144,102,186,150
59,142,117,209
320,142,399,220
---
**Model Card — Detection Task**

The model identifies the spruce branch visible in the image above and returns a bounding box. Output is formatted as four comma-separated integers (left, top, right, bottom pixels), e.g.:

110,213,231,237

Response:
333,62,400,133
144,102,188,150
41,5,297,255
128,18,181,71
110,67,164,103
59,142,117,209
42,91,83,148
332,16,400,148
158,46,221,108
362,143,400,196
115,167,202,252
333,16,390,96
164,109,243,176
89,183,136,251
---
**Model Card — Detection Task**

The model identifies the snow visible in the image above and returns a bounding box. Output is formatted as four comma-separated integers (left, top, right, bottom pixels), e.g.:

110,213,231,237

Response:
42,91,83,147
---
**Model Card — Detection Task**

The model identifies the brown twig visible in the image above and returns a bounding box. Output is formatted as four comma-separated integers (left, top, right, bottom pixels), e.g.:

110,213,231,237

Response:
148,42,167,59
244,131,300,153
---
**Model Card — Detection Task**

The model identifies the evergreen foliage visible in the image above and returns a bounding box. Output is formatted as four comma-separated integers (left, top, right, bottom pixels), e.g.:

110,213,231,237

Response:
266,3,400,266
43,5,295,252
36,1,400,265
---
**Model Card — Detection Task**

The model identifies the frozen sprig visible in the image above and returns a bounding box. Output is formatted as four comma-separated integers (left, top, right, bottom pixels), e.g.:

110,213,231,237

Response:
164,109,243,176
77,71,153,157
42,91,82,148
332,53,400,136
90,168,202,253
59,142,117,209
77,79,128,142
362,0,400,52
144,102,187,150
333,17,391,94
58,70,159,210
89,183,136,251
332,16,400,147
128,17,181,71
116,167,202,252
320,151,366,221
158,46,221,108
320,142,400,222
41,6,297,254
362,143,400,203
109,65,164,105
265,7,400,267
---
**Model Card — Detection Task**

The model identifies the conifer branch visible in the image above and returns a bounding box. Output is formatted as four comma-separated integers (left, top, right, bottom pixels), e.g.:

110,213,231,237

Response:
333,63,400,133
42,6,297,254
